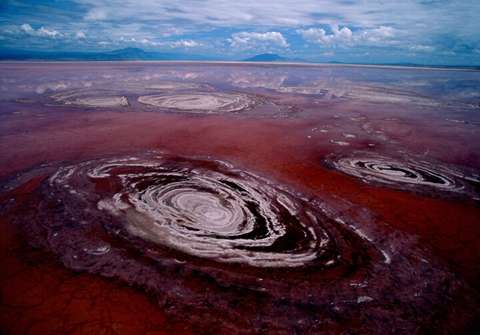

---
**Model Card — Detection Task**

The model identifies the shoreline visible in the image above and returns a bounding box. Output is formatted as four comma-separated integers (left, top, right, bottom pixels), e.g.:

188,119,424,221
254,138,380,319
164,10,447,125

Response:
0,60,479,72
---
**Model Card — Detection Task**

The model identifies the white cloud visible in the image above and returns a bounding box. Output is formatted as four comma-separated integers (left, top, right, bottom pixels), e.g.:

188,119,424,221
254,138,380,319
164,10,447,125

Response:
408,44,435,53
116,36,201,48
298,25,395,46
20,23,61,38
229,31,288,48
4,0,478,60
170,39,201,48
37,27,61,37
20,23,34,34
298,26,352,45
358,26,395,43
76,31,86,39
138,38,161,46
85,8,107,21
161,27,187,37
73,0,478,41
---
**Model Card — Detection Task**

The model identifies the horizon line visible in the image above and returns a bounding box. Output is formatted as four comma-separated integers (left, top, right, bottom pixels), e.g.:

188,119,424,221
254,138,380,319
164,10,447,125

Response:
0,60,479,71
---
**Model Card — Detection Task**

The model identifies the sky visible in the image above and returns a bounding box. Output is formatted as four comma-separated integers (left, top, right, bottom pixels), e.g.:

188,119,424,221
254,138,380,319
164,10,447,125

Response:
0,0,479,65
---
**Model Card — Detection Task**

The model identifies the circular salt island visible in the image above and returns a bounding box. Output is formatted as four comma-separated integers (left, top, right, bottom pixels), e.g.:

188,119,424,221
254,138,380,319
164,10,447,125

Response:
51,89,129,108
325,152,480,198
137,92,255,113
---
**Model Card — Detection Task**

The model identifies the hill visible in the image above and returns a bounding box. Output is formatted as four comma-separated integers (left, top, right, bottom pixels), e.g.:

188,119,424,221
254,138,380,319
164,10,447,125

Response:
0,47,210,61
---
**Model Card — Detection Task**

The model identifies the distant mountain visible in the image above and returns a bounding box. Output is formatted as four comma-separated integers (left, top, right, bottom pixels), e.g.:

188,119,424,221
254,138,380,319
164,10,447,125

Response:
1,48,477,69
243,53,306,62
0,47,211,61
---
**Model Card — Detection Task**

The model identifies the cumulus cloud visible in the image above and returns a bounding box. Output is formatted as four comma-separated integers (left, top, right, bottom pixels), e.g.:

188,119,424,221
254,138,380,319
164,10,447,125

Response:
20,23,61,38
229,32,289,48
170,40,201,48
298,25,395,46
358,26,395,43
2,0,478,62
116,36,201,48
75,31,86,39
20,23,34,34
298,26,352,45
117,36,162,47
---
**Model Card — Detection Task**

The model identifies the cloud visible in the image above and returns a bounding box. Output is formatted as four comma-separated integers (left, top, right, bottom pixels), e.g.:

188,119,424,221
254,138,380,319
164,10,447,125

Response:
358,26,395,43
1,0,479,63
20,23,62,38
116,36,201,48
170,40,201,48
298,26,352,45
76,31,86,39
20,23,34,34
85,8,107,21
37,27,61,38
298,25,395,46
408,45,435,53
229,32,289,48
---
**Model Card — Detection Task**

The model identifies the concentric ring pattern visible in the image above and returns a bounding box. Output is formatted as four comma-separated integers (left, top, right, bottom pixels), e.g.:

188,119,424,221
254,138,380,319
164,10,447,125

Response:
72,155,333,267
326,152,479,198
4,152,468,334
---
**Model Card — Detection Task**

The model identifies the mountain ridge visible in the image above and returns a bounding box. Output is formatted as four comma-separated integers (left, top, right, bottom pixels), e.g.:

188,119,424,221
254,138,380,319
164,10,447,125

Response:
0,47,210,61
0,48,478,70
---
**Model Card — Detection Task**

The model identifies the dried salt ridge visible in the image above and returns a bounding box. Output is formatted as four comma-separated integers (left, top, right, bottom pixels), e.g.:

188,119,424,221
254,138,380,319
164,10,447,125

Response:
4,152,473,333
137,92,256,113
51,89,129,108
326,152,480,199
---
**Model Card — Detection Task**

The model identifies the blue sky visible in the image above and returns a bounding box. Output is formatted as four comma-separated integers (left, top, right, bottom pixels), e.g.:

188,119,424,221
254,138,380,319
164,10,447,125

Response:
0,0,479,64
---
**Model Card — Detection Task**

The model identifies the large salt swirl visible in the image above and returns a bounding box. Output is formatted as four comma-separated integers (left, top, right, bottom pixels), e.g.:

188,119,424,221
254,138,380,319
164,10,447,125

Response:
326,152,479,198
137,92,255,113
4,152,472,333
49,154,334,267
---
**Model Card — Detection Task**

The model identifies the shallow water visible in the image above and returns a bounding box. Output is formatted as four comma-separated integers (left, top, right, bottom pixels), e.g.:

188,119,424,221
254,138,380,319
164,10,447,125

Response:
1,62,479,334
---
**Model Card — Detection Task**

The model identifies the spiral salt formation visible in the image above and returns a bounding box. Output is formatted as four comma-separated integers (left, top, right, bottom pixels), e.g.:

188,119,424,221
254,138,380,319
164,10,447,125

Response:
48,154,337,267
137,92,255,113
51,89,129,107
327,152,479,198
4,153,469,334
